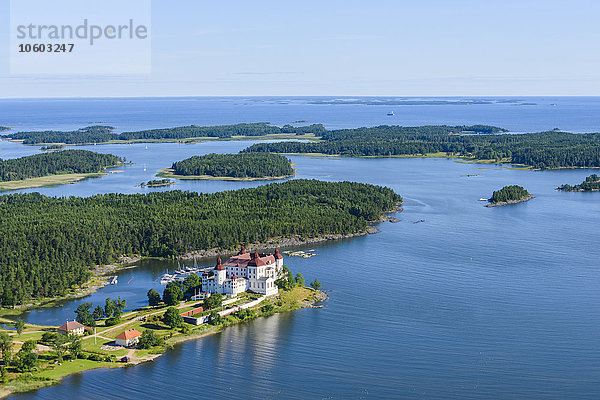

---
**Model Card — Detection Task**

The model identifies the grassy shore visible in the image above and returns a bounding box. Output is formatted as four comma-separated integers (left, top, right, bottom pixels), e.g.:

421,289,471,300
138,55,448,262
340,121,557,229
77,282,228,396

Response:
0,286,324,398
0,172,106,191
281,151,535,168
157,168,294,181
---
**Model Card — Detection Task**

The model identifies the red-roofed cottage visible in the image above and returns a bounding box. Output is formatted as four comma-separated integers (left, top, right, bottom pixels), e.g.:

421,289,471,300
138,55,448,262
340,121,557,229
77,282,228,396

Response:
115,329,142,347
57,321,86,336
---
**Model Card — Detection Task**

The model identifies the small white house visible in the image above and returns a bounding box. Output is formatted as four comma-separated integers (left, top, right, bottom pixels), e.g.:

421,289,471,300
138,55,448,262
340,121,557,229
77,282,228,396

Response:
57,321,86,336
115,329,142,347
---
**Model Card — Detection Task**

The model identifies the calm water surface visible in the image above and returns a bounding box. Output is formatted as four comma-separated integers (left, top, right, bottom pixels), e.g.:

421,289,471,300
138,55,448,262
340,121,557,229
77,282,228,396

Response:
3,98,600,399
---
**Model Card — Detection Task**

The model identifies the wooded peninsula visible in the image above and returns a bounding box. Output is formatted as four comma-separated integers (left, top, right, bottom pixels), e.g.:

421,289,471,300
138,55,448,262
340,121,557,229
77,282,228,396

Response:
557,174,600,191
5,123,325,144
0,180,401,306
0,150,122,183
167,153,294,180
244,126,600,169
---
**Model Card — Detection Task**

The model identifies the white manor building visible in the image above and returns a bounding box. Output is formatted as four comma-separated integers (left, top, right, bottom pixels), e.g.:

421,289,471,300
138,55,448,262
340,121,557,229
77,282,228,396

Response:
202,247,284,297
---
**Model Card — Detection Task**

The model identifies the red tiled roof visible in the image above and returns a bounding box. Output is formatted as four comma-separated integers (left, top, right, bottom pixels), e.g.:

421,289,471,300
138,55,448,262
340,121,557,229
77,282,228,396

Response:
274,249,283,259
116,329,142,340
225,251,277,268
58,321,85,332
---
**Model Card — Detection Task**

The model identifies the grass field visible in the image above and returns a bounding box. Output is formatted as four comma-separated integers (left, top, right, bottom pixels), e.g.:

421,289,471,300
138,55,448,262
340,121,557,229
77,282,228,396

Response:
0,173,106,191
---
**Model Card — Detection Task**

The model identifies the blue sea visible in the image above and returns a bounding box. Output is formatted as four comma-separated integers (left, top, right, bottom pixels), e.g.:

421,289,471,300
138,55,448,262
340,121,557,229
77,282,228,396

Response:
2,97,600,399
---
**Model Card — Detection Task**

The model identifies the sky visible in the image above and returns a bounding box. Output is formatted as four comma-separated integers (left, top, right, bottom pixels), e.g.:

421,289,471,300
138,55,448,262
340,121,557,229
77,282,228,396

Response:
1,0,599,97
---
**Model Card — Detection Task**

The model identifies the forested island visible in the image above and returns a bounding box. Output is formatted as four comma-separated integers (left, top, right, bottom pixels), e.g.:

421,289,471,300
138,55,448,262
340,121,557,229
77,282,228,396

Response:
557,174,600,191
140,179,174,187
6,123,326,144
0,180,401,306
243,125,600,169
486,185,533,207
0,150,122,190
165,153,294,180
40,144,66,151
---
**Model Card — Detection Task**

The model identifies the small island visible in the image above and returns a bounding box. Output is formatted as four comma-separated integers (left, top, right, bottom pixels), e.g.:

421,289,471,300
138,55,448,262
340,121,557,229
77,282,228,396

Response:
557,174,600,192
0,150,123,191
140,179,174,188
40,144,66,152
160,152,294,181
486,185,534,207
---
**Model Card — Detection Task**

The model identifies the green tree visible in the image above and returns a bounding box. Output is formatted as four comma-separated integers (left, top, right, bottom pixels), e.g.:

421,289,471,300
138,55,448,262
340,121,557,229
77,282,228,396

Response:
14,319,25,335
208,311,222,325
137,329,163,349
104,298,115,319
104,297,127,325
0,332,13,366
92,305,105,321
15,340,37,372
236,308,255,320
163,307,183,329
68,334,82,359
261,303,275,315
75,302,94,327
51,334,68,362
204,293,223,310
41,332,57,344
275,266,294,291
183,274,201,296
294,273,305,287
163,283,183,306
310,279,321,291
147,288,162,307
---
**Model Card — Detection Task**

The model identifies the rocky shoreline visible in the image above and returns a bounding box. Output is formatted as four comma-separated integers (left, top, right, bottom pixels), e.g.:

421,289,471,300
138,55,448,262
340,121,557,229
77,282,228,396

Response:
485,195,535,207
176,232,372,260
178,204,403,260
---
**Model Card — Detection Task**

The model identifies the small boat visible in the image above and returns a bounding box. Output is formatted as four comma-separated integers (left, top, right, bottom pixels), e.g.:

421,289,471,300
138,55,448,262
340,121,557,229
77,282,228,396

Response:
479,198,488,201
387,111,395,116
110,276,118,285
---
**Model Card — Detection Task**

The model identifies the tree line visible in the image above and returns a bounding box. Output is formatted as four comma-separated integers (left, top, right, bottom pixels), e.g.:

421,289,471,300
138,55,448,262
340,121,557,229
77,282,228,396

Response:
0,180,401,306
171,153,294,178
7,126,117,145
243,125,600,169
6,123,326,144
0,150,122,182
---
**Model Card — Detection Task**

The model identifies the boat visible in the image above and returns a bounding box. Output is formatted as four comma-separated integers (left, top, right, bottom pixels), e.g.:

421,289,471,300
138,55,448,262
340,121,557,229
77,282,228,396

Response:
387,111,395,116
160,274,174,284
110,276,118,285
479,198,488,201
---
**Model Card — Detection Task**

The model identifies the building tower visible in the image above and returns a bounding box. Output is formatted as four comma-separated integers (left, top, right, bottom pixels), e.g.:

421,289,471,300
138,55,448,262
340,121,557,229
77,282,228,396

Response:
214,257,226,285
